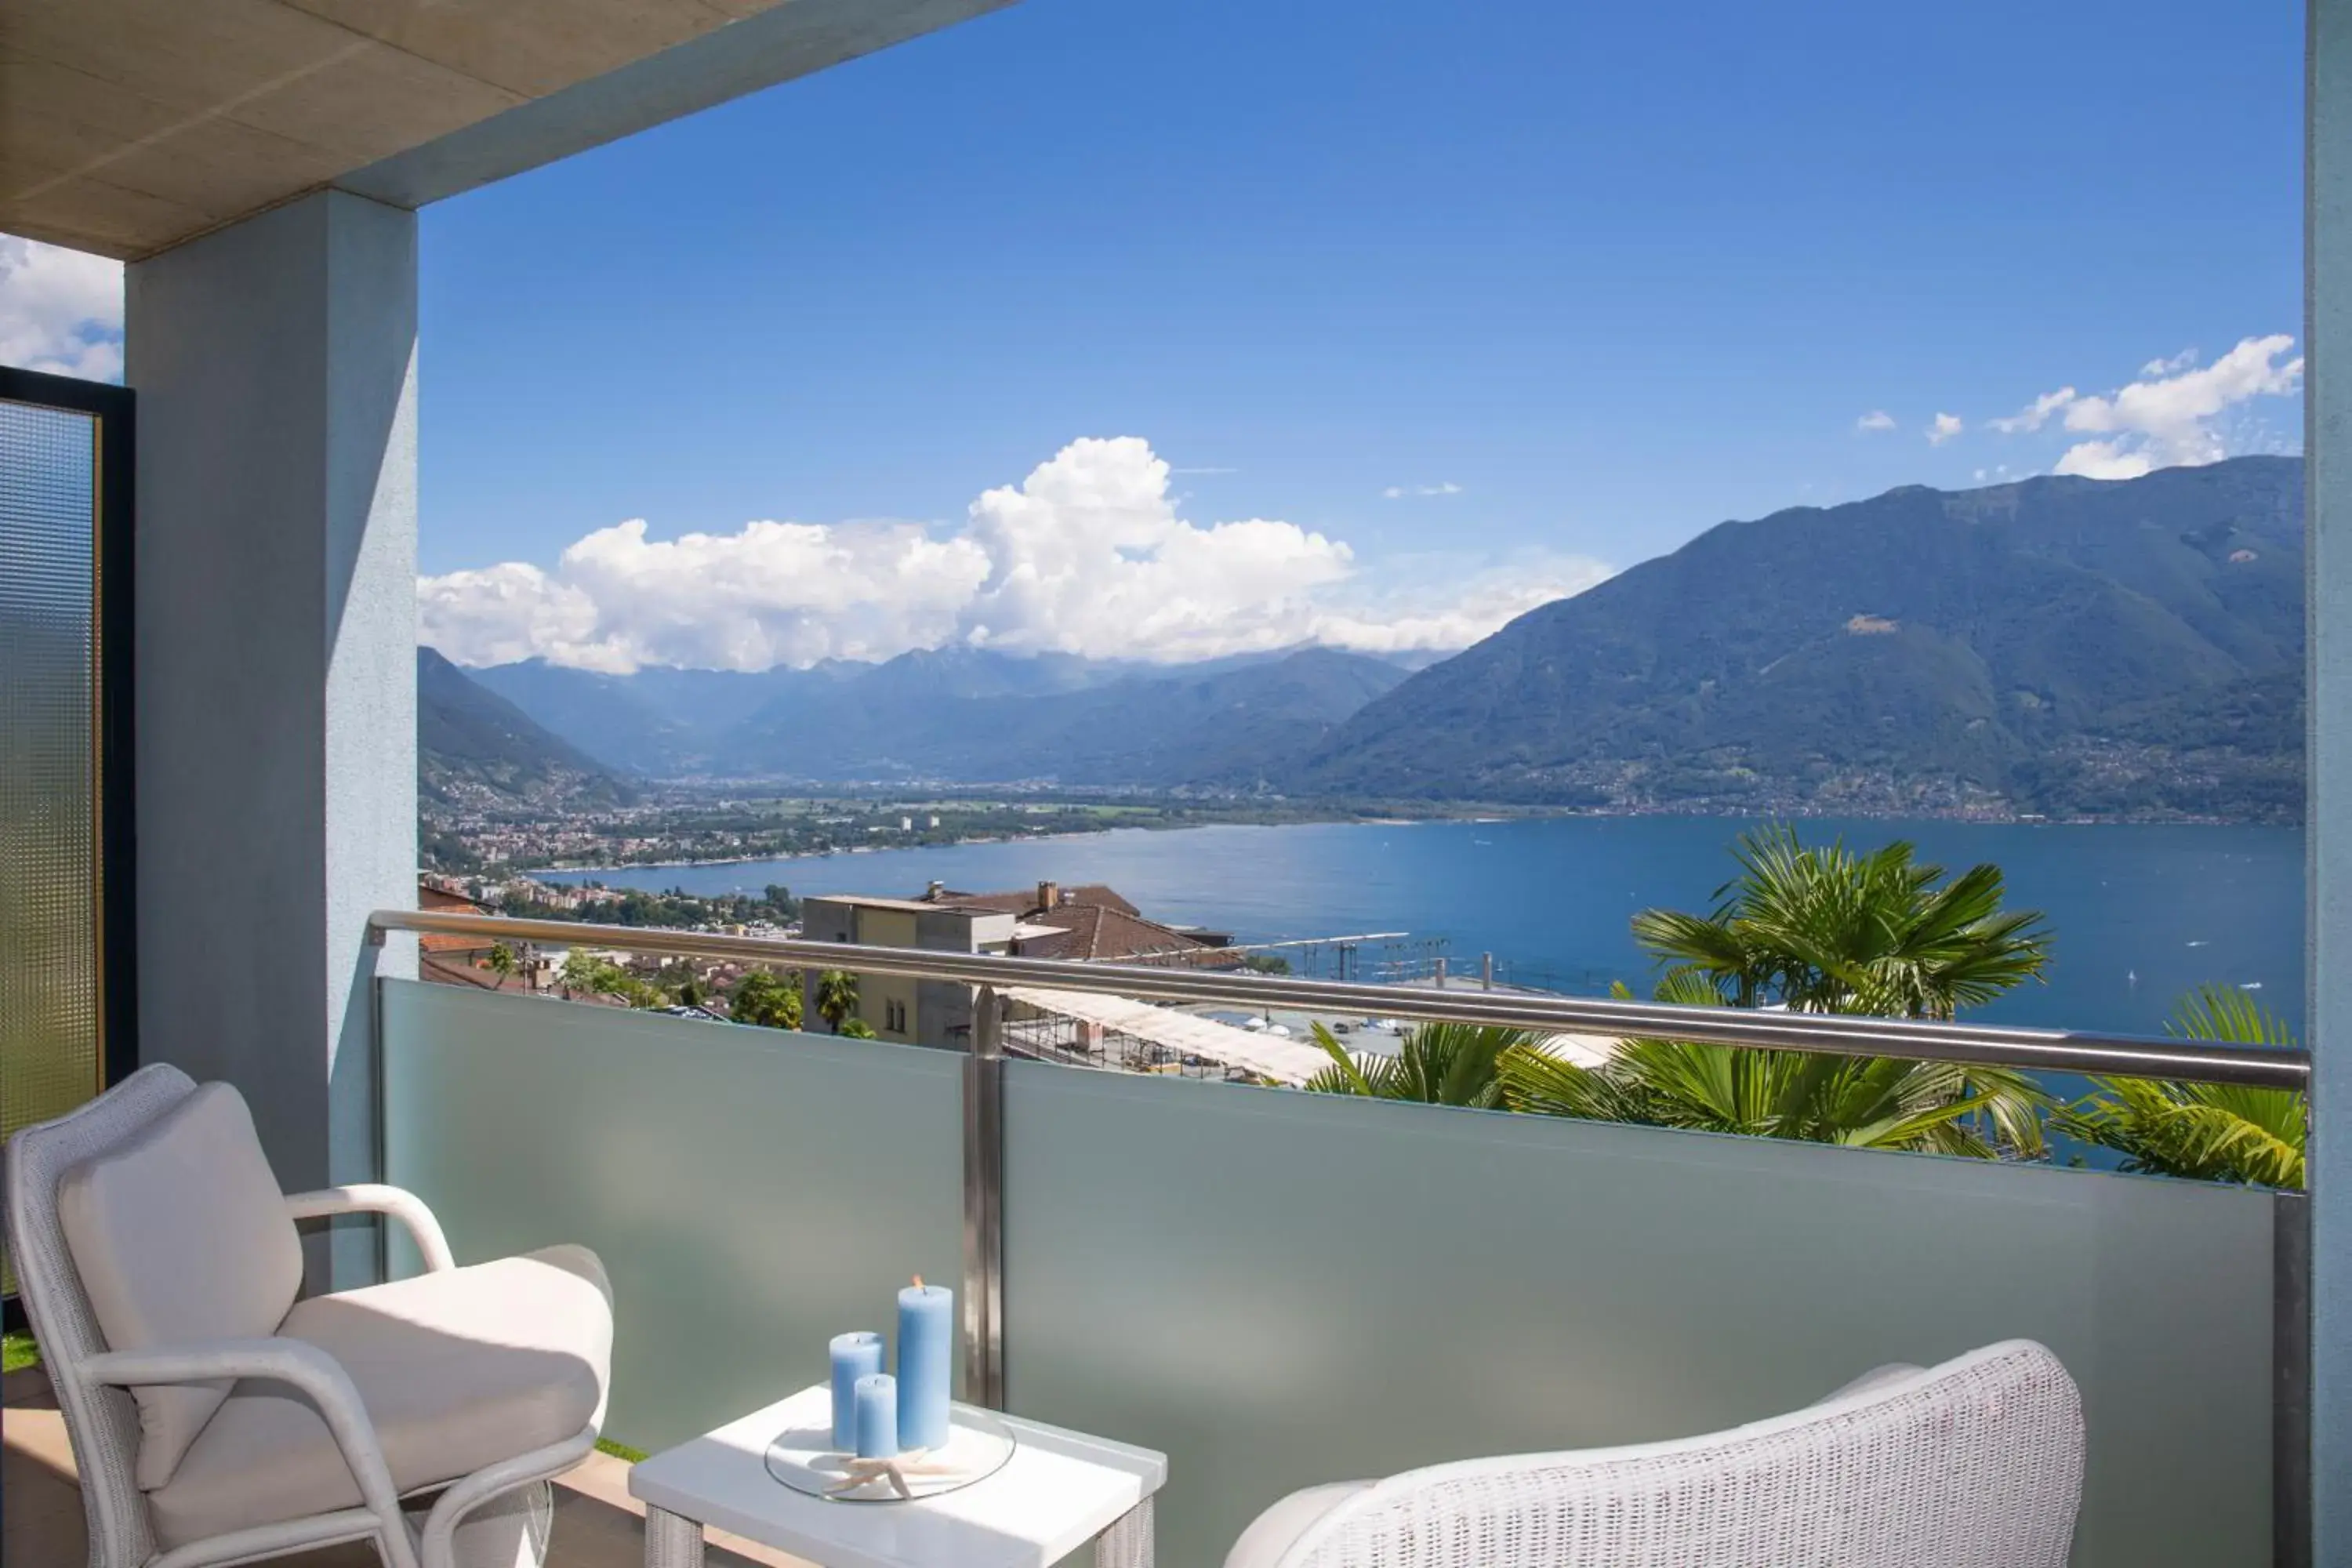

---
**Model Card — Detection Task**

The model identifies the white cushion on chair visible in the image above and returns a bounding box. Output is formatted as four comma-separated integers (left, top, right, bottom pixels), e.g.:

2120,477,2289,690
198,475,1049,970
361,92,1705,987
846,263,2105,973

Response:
148,1243,613,1547
56,1082,304,1489
1224,1482,1376,1568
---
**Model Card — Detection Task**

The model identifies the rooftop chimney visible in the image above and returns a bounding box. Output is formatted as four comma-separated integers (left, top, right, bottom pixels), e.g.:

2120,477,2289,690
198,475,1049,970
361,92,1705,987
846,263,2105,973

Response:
927,880,946,901
1037,880,1059,912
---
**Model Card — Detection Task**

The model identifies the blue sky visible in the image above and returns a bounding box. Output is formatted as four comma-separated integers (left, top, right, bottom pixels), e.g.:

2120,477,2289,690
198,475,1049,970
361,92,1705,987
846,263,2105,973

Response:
0,0,2307,670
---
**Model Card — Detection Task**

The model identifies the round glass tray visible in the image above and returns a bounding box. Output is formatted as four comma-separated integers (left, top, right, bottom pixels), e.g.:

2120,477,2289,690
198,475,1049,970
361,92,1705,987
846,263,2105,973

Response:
764,1406,1018,1504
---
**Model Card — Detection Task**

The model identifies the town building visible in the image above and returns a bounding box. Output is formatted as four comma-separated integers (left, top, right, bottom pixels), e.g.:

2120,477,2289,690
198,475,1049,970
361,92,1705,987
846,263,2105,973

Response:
796,881,1240,1047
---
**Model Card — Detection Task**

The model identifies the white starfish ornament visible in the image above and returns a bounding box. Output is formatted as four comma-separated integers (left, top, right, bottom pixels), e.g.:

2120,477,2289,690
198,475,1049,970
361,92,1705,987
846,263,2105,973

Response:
826,1447,972,1499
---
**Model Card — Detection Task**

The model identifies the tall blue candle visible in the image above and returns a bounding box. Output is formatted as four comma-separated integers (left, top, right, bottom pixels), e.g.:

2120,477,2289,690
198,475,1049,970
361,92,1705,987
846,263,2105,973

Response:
853,1372,898,1458
896,1276,953,1452
829,1332,884,1450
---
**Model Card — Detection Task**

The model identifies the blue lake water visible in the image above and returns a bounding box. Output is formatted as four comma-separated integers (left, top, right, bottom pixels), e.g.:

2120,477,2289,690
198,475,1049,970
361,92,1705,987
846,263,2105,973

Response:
544,816,2305,1039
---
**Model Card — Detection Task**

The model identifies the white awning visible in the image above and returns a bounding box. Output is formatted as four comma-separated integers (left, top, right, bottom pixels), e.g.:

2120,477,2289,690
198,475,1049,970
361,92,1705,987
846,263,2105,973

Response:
999,986,1335,1085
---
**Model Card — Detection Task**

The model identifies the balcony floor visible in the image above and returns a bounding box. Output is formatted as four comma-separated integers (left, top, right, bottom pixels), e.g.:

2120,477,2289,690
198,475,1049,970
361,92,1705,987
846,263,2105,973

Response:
2,1366,810,1568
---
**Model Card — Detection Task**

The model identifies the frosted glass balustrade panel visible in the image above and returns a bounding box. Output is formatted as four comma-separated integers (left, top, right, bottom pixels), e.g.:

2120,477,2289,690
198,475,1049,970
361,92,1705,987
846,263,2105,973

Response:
1003,1062,2274,1568
381,982,964,1452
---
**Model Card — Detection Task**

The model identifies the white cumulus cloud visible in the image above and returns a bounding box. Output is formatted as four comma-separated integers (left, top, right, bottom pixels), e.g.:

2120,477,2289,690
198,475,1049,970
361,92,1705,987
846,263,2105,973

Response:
421,517,989,674
1926,412,1964,445
1298,554,1614,652
956,437,1355,661
1988,388,2077,435
420,437,1608,673
2049,441,2152,481
0,234,125,382
1855,410,1896,432
1991,336,2302,481
2052,335,2302,479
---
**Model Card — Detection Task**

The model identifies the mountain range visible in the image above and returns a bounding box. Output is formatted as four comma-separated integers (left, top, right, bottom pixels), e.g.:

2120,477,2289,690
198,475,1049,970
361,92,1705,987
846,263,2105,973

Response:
419,456,2306,821
1304,455,2304,818
441,644,1410,793
417,648,636,811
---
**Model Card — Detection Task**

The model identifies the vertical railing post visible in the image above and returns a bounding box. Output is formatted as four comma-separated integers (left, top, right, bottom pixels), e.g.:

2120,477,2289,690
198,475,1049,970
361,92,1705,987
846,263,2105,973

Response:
2278,1187,2313,1568
365,923,390,1287
963,984,1006,1408
2310,3,2350,1559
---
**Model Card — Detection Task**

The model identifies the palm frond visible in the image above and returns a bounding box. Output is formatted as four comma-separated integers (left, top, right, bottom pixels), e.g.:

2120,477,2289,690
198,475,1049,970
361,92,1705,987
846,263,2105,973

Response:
1304,1020,1529,1107
2055,1076,2305,1188
2168,983,2297,1047
1305,1022,1381,1095
1629,824,2049,1022
2051,986,2307,1187
1497,1043,1658,1125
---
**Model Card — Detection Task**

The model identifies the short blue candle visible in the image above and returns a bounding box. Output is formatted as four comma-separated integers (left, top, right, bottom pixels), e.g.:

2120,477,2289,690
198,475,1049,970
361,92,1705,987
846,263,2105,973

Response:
896,1278,953,1452
829,1332,884,1450
853,1372,898,1458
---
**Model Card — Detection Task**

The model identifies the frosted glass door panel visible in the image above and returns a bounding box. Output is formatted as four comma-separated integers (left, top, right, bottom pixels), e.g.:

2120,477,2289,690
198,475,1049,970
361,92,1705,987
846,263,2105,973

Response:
1003,1062,2272,1568
1,396,102,1293
382,981,964,1452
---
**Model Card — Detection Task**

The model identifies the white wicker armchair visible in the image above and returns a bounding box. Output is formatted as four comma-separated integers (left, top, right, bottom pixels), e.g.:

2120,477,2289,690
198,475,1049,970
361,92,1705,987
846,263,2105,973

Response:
5,1062,615,1568
1225,1340,2083,1568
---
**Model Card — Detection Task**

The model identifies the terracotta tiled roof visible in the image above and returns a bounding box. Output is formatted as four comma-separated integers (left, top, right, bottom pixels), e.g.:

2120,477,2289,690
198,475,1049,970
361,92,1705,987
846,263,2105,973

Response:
416,881,492,953
420,950,513,989
1011,905,1241,967
927,883,1142,918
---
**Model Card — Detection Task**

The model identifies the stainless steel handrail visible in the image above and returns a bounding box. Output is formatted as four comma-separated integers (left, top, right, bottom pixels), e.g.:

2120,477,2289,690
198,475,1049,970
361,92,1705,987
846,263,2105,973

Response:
369,908,2309,1089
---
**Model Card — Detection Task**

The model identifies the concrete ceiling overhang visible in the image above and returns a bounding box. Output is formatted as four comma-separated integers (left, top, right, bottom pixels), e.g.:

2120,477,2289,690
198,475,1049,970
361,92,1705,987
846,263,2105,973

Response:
2,0,1013,260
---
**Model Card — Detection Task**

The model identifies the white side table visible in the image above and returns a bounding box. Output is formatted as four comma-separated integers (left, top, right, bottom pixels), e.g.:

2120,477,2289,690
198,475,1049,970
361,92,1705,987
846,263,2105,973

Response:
628,1385,1167,1568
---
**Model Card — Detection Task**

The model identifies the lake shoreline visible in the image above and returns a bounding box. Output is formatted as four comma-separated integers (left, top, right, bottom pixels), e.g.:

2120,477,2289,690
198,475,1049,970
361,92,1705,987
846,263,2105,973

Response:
524,799,2283,878
527,815,2305,1039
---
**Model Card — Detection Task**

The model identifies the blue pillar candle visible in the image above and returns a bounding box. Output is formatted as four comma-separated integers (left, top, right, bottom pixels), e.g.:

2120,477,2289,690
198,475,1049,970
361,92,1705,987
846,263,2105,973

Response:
829,1332,885,1450
853,1372,899,1458
895,1276,954,1452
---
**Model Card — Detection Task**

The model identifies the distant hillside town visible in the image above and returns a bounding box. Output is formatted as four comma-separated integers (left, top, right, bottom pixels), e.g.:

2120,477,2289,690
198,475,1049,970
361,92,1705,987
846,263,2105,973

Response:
415,873,1381,1087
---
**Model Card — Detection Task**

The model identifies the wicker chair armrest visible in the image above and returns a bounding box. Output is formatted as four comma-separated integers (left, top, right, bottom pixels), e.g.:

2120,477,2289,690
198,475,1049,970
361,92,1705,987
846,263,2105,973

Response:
285,1184,456,1272
82,1336,419,1568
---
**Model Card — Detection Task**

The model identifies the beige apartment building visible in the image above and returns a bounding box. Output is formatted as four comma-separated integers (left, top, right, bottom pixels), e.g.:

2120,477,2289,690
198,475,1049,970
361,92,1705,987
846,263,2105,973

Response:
795,895,1019,1047
798,881,1235,1045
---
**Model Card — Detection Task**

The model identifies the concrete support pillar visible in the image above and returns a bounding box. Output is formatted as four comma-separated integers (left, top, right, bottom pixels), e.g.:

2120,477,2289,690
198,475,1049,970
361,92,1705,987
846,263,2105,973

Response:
125,190,418,1287
2312,0,2350,1555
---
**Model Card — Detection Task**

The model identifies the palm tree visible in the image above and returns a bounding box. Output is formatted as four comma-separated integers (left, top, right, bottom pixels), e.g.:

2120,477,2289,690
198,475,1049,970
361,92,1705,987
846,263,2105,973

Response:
1305,1022,1534,1107
815,969,861,1033
1630,826,2051,1019
2053,985,2306,1188
1525,828,2059,1157
1497,975,2049,1157
730,970,803,1030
